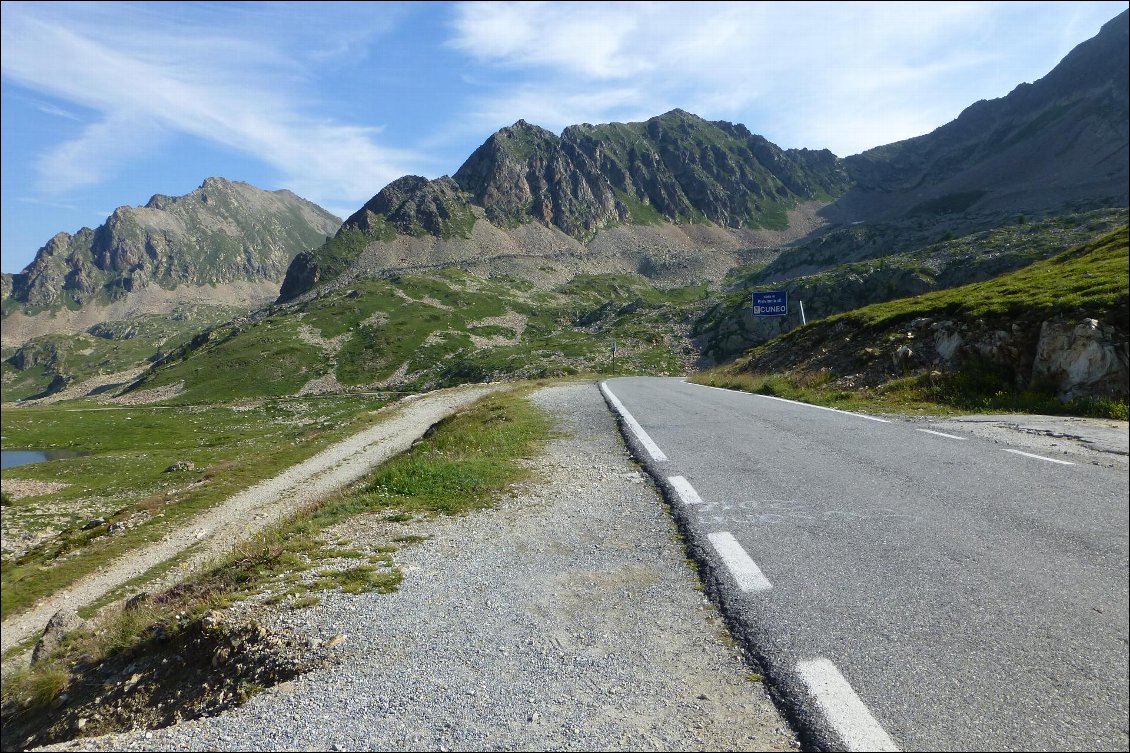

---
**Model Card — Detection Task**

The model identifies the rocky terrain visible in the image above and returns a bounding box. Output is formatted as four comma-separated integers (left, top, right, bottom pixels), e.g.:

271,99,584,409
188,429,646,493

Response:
711,226,1129,407
2,178,340,345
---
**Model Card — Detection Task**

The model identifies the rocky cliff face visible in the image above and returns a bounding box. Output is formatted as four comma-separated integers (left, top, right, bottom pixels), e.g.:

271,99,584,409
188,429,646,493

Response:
451,111,849,237
4,178,340,315
341,175,477,240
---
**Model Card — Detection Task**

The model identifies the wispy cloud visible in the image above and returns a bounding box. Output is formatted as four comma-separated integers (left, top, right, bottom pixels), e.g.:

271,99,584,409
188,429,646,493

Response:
33,101,84,122
0,2,423,205
446,1,1117,154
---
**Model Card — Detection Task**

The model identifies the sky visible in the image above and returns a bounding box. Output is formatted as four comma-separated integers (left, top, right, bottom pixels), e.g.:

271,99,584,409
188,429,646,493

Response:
1,1,1127,273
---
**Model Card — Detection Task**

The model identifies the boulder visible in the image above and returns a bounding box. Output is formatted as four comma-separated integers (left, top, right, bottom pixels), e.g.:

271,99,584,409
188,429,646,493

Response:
31,609,86,666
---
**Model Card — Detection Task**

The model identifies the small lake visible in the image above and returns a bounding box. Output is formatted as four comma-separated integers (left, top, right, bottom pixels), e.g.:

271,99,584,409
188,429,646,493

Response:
1,450,88,470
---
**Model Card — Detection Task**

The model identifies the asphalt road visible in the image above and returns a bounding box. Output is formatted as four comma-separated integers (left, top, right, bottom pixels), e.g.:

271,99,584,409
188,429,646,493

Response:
602,377,1129,752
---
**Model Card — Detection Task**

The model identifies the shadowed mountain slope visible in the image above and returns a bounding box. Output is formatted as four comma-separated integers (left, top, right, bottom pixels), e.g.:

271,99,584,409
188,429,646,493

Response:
831,9,1128,224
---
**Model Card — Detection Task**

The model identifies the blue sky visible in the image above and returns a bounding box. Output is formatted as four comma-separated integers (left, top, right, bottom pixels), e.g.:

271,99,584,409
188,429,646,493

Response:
2,0,1126,273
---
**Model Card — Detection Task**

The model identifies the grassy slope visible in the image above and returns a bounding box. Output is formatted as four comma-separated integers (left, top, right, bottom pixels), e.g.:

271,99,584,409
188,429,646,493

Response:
696,225,1129,417
1,395,389,622
1,306,255,403
696,209,1129,363
843,225,1128,325
130,271,709,403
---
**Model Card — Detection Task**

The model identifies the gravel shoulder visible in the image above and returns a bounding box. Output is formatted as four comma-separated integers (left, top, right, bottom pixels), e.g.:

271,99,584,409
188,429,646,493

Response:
1,384,501,658
903,412,1129,468
36,382,798,752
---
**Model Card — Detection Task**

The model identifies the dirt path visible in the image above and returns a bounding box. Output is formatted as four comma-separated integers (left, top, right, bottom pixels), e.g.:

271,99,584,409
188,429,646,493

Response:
1,384,502,657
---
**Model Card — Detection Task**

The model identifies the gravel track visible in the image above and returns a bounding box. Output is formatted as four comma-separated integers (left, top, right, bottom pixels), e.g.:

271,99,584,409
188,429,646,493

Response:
1,385,500,657
39,382,798,752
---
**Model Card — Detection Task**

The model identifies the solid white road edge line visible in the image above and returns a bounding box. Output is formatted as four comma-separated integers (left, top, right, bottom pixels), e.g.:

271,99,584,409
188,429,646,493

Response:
1004,449,1075,465
600,382,668,462
706,531,773,592
668,475,705,506
684,381,891,423
796,658,900,752
916,429,968,440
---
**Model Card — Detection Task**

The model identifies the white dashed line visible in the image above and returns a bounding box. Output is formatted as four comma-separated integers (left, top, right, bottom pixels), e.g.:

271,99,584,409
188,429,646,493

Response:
796,658,900,752
916,429,968,440
706,531,773,592
600,383,668,461
668,476,705,506
684,382,890,423
1004,449,1075,465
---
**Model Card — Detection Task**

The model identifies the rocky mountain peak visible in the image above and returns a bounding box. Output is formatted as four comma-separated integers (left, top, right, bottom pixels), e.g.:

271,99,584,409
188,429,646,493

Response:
343,175,474,239
3,179,340,318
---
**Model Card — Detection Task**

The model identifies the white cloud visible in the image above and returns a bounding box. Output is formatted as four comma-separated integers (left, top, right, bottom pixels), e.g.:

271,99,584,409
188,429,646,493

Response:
36,112,168,192
446,1,1124,155
0,4,422,206
448,1,650,79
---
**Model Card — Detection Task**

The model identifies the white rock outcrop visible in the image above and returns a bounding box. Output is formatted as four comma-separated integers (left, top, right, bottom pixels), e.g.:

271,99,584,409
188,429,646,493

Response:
1031,318,1128,401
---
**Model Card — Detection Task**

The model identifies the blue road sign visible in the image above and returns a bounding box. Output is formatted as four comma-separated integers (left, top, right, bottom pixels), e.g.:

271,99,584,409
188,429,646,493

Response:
752,290,788,316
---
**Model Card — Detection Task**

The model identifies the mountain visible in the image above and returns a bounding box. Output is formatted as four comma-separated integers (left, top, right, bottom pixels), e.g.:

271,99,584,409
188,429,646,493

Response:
281,11,1127,305
1,178,340,344
10,11,1125,406
278,110,850,300
832,9,1128,223
451,110,849,236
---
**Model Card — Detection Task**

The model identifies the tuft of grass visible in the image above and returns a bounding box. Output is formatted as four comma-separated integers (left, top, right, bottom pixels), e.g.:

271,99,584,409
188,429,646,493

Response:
1,665,69,712
356,392,555,517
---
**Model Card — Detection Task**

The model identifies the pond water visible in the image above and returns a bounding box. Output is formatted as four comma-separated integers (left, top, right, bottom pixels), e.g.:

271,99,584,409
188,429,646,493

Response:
1,450,87,470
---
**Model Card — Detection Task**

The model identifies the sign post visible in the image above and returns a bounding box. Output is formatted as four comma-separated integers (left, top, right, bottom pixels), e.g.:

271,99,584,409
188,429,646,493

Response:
611,341,617,375
752,290,788,317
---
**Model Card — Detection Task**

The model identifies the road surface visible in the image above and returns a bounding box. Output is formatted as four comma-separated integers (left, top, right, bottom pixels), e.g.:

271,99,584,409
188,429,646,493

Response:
602,376,1129,752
